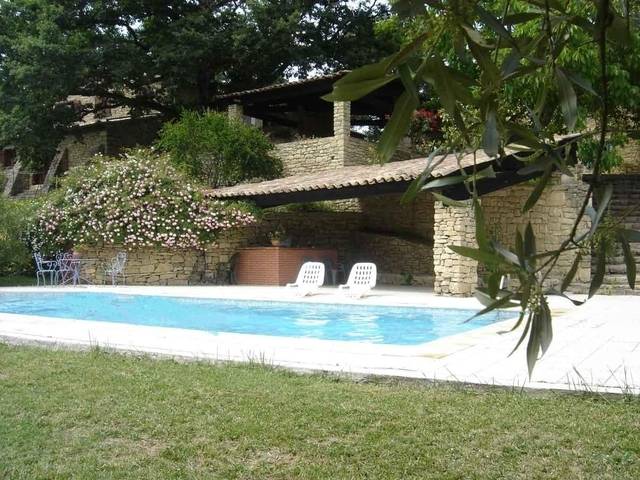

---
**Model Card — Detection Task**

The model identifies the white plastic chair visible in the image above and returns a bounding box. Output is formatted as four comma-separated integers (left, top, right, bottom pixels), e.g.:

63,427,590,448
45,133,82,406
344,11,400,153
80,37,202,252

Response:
339,262,377,298
286,262,325,296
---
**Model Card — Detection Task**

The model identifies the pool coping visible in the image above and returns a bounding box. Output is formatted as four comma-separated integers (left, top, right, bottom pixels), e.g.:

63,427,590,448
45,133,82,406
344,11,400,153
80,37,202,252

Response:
1,285,638,395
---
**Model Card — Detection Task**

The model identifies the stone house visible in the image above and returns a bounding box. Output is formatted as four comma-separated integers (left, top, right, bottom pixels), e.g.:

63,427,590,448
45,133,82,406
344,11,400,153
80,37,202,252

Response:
1,96,161,199
202,73,638,295
13,75,639,295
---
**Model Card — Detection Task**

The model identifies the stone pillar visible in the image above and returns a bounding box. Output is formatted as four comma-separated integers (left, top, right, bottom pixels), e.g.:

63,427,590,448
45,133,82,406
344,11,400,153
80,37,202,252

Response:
227,103,244,121
433,200,478,296
333,101,350,139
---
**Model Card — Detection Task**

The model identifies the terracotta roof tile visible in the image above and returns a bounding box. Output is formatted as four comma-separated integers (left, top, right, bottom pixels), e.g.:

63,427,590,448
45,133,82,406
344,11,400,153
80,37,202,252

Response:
206,150,497,200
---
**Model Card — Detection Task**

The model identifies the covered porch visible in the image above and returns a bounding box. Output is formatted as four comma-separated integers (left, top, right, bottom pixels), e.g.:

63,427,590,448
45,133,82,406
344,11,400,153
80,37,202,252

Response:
205,148,588,295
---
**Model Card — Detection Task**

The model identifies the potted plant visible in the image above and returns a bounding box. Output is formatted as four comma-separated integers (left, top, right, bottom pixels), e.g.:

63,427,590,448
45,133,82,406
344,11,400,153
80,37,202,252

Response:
268,225,290,247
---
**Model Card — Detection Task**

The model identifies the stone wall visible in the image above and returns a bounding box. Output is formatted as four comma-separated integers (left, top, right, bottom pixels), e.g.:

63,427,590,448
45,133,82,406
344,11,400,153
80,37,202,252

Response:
59,128,108,169
354,231,433,286
57,117,161,171
593,174,640,294
105,117,162,157
482,173,591,294
74,245,204,285
615,140,640,174
275,138,344,176
433,201,479,296
74,199,440,287
359,192,434,241
74,211,364,285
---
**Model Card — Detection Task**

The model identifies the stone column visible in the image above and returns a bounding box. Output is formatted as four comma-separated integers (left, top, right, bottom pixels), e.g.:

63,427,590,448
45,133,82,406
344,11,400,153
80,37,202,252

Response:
433,200,478,296
227,103,244,121
332,101,350,166
333,101,350,139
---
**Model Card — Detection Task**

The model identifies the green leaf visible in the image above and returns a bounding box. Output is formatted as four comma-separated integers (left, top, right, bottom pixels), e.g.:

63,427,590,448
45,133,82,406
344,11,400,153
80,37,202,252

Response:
518,154,553,175
515,229,525,266
322,75,397,102
555,67,577,130
621,229,640,242
482,108,500,157
538,297,553,355
449,245,503,265
420,57,475,121
377,90,419,162
618,232,637,289
526,311,541,376
391,0,428,18
524,223,536,259
488,271,501,298
431,192,467,207
505,122,543,149
474,199,489,250
492,241,521,266
501,49,522,78
323,54,401,102
561,252,582,293
503,12,543,25
475,287,520,308
525,0,565,12
607,13,631,45
467,37,501,84
589,242,606,298
398,63,419,103
558,67,597,97
475,5,518,48
389,32,431,69
589,183,613,235
402,149,446,202
423,174,465,190
509,310,533,357
466,292,515,322
522,165,552,213
461,24,493,48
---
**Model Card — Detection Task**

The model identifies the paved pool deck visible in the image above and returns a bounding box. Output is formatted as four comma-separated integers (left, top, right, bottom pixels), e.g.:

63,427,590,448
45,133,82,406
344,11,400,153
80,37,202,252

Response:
0,285,639,394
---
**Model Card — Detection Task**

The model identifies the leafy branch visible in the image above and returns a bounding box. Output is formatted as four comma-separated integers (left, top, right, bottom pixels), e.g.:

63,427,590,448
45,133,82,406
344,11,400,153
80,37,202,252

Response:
325,0,638,374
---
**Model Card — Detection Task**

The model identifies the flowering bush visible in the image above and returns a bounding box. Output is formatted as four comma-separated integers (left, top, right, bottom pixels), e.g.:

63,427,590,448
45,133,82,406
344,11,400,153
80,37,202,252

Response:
409,108,443,154
28,149,256,252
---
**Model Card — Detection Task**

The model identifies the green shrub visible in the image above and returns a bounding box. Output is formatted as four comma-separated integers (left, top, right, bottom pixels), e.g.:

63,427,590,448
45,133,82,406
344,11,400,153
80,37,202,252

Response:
28,149,257,253
0,197,37,276
157,110,282,188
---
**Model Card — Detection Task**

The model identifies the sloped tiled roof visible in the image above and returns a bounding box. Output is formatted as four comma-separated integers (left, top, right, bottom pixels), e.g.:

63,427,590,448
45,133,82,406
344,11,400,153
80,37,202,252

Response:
206,150,500,199
213,71,349,101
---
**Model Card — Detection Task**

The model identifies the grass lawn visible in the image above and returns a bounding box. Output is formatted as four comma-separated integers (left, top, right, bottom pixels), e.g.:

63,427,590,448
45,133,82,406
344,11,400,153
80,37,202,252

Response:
0,274,35,287
1,344,639,479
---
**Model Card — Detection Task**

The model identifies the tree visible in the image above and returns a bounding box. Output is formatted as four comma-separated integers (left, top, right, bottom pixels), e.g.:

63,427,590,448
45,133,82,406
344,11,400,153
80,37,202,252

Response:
156,111,282,188
0,196,36,275
325,0,639,373
0,0,396,168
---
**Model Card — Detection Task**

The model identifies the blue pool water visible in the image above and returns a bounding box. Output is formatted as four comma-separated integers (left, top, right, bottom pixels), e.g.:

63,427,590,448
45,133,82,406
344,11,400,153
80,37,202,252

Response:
0,292,514,345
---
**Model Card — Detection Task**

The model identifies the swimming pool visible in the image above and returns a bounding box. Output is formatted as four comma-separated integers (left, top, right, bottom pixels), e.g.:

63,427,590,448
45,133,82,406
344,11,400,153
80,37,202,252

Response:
0,292,514,346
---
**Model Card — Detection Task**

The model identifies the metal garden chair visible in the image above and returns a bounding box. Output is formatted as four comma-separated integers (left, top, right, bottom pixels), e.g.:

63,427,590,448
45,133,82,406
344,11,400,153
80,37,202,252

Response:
33,252,58,286
104,252,127,286
56,252,78,286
